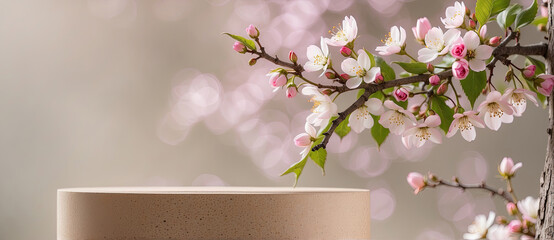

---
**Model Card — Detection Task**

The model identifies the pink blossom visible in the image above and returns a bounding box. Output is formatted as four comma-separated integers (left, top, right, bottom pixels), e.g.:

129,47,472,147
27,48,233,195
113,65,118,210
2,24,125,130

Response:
376,26,407,55
457,31,494,72
402,115,442,149
523,65,536,78
412,17,432,43
489,36,501,47
245,24,259,38
503,88,538,117
406,172,425,194
429,75,440,86
286,86,297,98
450,42,467,59
508,220,522,233
477,91,514,131
499,157,523,178
447,111,485,142
267,72,287,90
441,1,466,28
294,122,317,159
374,73,384,84
288,51,297,63
393,88,409,101
379,100,417,135
452,59,469,79
479,25,487,39
538,74,554,96
233,41,246,53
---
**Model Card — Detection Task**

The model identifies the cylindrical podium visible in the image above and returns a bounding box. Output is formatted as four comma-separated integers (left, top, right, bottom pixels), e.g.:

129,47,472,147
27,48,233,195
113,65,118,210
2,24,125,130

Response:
57,187,370,240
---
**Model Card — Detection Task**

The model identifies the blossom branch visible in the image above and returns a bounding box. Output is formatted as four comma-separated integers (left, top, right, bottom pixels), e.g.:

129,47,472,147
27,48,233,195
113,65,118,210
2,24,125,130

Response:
426,176,514,202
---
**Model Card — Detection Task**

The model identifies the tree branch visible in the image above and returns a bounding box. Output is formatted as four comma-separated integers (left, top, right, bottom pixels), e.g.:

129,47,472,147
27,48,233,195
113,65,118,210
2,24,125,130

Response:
426,177,514,203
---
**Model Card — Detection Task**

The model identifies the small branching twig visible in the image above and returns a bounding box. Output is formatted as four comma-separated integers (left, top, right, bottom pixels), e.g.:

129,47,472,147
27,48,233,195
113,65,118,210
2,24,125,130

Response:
426,176,514,203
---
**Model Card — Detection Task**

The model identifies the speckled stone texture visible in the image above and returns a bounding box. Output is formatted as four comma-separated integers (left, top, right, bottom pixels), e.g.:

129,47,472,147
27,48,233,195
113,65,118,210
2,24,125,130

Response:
57,187,370,240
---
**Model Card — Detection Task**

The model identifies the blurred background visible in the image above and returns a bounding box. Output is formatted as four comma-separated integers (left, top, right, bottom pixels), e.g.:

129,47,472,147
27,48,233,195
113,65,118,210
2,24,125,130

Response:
0,0,548,239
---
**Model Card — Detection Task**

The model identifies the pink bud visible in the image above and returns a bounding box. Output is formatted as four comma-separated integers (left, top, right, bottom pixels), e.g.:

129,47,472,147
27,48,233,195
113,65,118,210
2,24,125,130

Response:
268,73,287,88
233,41,246,53
394,88,409,102
427,63,435,73
245,24,259,38
340,73,350,81
506,202,518,215
489,36,501,47
538,74,554,96
469,19,476,29
325,72,336,79
452,59,469,80
479,25,487,39
340,46,352,57
523,65,536,78
450,42,467,59
499,157,523,178
374,73,384,84
412,17,432,42
289,50,297,63
322,89,332,95
294,134,311,147
508,220,522,233
407,172,426,194
429,75,440,86
286,86,297,98
437,82,448,95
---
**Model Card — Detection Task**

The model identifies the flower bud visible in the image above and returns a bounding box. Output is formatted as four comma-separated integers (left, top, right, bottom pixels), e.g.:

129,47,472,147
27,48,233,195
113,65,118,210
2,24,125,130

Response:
289,50,297,63
374,73,384,84
523,65,536,78
452,59,469,80
466,7,472,16
488,36,501,47
325,72,336,79
393,88,409,101
429,75,440,86
499,157,522,178
479,25,487,39
407,172,426,194
506,202,518,215
427,63,435,73
248,58,257,66
508,220,522,233
538,74,554,96
340,46,352,57
505,68,514,82
409,105,420,114
268,72,287,88
437,82,448,95
412,17,432,43
233,41,247,54
245,24,259,38
286,86,297,98
469,19,476,29
340,73,350,81
450,42,467,59
322,89,332,95
470,13,476,21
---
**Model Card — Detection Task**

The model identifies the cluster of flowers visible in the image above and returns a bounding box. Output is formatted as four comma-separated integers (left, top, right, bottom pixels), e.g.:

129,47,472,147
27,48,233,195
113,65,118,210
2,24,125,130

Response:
407,157,538,240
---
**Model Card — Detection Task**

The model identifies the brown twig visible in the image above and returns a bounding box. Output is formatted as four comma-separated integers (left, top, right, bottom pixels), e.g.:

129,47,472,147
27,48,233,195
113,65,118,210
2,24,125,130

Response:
426,177,514,203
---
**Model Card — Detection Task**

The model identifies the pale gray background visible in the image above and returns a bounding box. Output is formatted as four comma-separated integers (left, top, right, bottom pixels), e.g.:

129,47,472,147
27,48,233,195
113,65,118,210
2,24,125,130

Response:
0,0,547,239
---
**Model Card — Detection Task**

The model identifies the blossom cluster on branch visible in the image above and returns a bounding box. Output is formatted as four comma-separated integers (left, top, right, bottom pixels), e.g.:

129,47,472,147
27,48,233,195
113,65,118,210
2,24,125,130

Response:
408,157,538,240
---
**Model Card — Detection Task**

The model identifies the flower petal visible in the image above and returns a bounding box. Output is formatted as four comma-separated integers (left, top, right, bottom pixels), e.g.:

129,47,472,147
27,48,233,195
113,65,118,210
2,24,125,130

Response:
428,127,443,144
484,112,502,131
469,59,486,72
341,58,360,76
304,61,323,72
443,29,461,46
463,31,480,50
320,37,329,56
460,125,477,142
306,45,323,61
346,77,363,89
365,67,380,83
305,122,317,137
348,109,365,133
418,48,439,63
474,45,493,60
366,98,384,115
358,50,371,70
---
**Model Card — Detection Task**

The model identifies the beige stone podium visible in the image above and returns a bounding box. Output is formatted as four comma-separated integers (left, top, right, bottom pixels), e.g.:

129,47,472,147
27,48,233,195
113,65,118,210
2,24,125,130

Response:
57,187,370,240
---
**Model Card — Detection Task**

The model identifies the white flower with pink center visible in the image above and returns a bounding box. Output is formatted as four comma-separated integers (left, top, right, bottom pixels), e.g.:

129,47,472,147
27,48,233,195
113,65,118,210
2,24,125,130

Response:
446,111,485,142
402,115,442,149
326,16,358,47
375,26,406,55
412,17,432,44
302,86,338,127
441,1,466,29
417,27,460,62
379,100,417,135
293,122,318,159
486,224,515,240
341,50,381,89
304,37,330,75
477,91,514,131
499,157,523,178
456,31,494,72
503,88,538,117
518,196,539,223
348,98,384,133
463,211,495,240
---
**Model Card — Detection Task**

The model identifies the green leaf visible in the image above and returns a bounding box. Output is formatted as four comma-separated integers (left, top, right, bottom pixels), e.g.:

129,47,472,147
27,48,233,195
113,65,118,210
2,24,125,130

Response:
434,54,457,70
375,57,396,80
492,0,511,15
476,0,494,27
309,147,327,174
281,156,308,187
514,0,538,30
364,49,376,67
357,89,366,99
392,98,408,109
335,116,351,139
460,70,487,108
393,62,428,74
223,33,257,50
371,115,389,147
526,56,546,75
430,96,455,134
370,91,385,100
532,16,548,26
497,4,523,29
